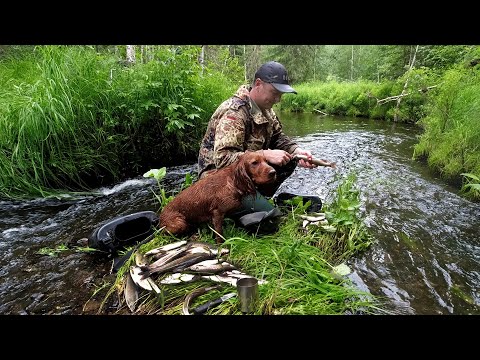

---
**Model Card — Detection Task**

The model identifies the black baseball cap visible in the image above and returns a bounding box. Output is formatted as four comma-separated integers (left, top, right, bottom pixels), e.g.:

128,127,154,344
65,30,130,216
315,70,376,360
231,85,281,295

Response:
255,61,297,94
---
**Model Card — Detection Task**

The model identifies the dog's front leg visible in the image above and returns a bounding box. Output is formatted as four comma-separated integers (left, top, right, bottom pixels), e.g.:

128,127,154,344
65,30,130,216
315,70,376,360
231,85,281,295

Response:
212,209,225,244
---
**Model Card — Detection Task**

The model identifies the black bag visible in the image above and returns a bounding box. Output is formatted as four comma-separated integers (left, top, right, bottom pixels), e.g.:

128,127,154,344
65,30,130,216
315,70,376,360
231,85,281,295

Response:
88,211,158,254
274,192,323,213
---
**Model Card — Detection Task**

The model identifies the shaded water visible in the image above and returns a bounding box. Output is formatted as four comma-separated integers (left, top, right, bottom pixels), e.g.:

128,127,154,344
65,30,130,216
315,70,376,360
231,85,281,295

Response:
0,113,478,315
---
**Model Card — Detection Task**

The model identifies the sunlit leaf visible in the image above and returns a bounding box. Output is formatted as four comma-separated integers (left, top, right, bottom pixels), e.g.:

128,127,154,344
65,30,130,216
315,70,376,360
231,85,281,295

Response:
143,167,166,181
331,263,352,277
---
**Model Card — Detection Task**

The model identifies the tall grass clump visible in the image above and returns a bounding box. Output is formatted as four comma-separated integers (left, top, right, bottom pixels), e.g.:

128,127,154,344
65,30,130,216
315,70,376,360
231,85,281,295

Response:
0,46,119,198
0,45,237,199
413,65,480,199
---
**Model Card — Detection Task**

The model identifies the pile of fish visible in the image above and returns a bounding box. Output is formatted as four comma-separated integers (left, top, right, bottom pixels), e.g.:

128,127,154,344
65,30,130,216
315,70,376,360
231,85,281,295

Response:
123,240,266,313
299,213,336,232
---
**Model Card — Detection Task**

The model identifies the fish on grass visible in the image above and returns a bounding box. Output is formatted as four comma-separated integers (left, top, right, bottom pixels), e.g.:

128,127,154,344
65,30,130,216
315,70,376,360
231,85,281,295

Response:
139,249,213,279
185,259,236,274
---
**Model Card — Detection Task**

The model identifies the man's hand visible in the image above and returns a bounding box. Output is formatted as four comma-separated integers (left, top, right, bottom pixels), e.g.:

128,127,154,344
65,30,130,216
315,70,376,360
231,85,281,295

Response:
292,148,316,169
261,149,293,166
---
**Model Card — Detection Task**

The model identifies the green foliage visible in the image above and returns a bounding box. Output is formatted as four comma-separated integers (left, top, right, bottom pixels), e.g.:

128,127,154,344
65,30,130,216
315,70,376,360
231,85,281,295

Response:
281,80,405,121
0,45,120,198
460,173,480,200
318,172,374,263
143,167,196,209
37,244,70,256
413,64,480,196
37,243,99,256
143,167,171,207
263,45,318,83
419,45,472,72
0,45,235,199
203,46,244,85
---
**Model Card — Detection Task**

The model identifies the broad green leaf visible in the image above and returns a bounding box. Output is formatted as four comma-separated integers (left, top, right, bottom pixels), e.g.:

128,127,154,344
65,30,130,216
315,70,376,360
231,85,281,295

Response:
331,263,352,278
143,167,166,181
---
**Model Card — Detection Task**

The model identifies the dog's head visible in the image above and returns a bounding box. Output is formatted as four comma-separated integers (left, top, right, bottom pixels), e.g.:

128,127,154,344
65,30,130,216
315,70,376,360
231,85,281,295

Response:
234,151,276,194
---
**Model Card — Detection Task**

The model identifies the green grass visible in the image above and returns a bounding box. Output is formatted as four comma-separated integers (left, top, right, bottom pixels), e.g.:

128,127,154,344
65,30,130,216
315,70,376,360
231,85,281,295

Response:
0,45,235,199
413,65,480,200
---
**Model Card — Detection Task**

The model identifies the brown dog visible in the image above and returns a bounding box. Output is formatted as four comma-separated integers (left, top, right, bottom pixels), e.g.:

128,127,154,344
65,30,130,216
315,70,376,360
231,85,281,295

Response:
159,151,276,243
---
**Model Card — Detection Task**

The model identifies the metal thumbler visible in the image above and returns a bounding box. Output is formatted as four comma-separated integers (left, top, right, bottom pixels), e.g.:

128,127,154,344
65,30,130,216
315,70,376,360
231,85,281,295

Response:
236,277,259,314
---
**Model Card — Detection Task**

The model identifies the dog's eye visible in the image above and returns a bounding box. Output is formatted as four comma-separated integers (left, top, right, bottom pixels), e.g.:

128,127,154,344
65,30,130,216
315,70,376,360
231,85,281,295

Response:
251,160,259,166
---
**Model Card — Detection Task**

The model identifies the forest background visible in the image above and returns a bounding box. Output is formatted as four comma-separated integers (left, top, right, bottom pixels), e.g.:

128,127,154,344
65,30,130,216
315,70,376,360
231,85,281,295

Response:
0,44,478,200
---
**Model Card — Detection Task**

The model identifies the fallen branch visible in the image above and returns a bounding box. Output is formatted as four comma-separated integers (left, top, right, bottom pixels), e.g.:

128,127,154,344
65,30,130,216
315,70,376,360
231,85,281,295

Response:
313,109,328,116
377,85,438,105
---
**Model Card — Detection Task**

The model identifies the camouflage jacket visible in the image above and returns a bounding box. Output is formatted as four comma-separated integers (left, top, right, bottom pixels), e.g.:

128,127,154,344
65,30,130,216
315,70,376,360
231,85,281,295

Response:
198,85,298,177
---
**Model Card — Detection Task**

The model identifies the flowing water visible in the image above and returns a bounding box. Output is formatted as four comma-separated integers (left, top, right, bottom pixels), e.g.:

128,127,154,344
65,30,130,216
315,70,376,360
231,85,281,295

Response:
1,113,479,315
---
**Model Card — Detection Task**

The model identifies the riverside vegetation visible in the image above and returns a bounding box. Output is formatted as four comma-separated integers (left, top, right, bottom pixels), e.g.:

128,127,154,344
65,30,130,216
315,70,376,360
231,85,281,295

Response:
0,45,478,201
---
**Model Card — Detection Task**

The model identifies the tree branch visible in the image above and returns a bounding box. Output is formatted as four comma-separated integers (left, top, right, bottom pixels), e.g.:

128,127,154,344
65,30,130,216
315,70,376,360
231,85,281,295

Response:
376,85,438,105
313,109,329,116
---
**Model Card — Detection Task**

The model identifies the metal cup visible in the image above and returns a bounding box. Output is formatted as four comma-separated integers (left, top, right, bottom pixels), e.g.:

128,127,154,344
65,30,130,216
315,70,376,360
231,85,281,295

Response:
236,277,258,314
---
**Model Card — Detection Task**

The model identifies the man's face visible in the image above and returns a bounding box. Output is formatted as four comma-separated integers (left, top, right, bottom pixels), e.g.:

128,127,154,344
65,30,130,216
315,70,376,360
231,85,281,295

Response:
255,79,283,110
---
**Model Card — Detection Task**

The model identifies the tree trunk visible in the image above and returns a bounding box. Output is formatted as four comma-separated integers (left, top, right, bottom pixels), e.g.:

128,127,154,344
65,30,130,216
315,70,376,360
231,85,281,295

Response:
126,45,136,64
394,45,419,122
243,45,247,82
199,45,205,76
350,45,354,81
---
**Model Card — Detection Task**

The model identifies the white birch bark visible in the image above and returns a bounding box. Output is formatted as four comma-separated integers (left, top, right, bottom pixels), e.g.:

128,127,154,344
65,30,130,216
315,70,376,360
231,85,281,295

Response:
126,45,136,64
199,45,205,76
394,45,419,122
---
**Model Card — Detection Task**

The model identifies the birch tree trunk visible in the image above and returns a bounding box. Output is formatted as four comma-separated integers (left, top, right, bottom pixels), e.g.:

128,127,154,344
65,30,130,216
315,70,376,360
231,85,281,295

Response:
394,45,419,122
126,45,136,64
243,45,247,82
350,45,354,81
199,45,205,76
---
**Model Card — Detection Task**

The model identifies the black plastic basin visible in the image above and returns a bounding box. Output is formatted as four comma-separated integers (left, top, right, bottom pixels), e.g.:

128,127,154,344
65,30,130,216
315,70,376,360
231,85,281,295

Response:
88,211,158,253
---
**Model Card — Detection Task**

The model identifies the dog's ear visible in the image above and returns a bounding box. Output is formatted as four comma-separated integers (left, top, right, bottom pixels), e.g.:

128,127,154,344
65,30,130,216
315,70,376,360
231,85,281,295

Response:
234,153,256,194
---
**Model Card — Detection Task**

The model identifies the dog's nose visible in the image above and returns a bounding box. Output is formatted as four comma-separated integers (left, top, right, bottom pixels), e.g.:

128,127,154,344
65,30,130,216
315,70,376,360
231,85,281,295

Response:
268,169,276,179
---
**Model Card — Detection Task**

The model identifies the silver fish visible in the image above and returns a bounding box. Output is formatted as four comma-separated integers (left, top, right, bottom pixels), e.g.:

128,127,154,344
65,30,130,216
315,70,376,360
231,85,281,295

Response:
187,242,230,256
146,245,189,270
130,265,154,291
159,273,199,284
124,272,139,312
146,278,161,294
299,214,326,222
224,270,268,285
201,274,239,287
140,251,215,279
202,273,267,286
144,240,188,256
186,259,236,274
